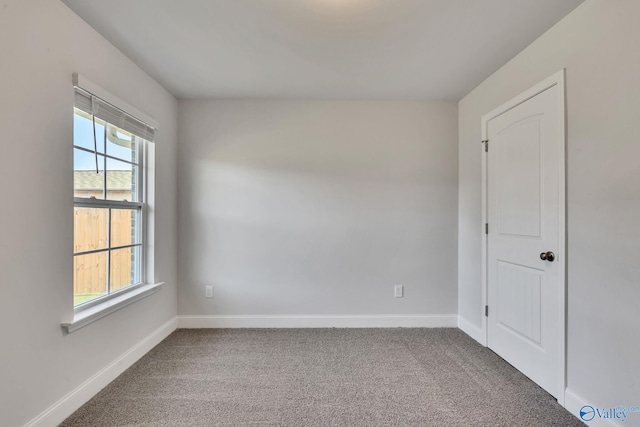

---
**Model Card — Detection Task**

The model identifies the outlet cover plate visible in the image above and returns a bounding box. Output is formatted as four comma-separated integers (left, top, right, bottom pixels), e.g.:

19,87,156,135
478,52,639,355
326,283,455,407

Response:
394,285,403,298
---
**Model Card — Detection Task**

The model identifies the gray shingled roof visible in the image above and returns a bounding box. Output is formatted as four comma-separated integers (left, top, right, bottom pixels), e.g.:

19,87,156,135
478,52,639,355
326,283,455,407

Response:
74,170,132,191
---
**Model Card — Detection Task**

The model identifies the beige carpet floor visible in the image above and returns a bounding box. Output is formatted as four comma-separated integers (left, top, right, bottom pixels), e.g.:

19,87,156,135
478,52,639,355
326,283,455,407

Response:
61,328,584,426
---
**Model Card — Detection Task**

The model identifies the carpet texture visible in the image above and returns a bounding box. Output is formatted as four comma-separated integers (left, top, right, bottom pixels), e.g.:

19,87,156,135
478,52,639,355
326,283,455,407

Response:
62,328,584,426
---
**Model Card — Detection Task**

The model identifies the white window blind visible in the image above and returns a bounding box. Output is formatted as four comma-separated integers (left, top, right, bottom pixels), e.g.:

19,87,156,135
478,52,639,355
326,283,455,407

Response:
73,73,156,142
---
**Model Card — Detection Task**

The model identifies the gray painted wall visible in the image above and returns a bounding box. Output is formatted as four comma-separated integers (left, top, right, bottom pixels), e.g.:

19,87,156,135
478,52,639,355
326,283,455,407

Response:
178,100,458,316
458,0,639,409
0,1,178,425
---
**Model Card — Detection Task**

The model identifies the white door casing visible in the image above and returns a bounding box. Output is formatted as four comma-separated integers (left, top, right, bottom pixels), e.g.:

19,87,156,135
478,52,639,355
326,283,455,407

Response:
481,71,566,403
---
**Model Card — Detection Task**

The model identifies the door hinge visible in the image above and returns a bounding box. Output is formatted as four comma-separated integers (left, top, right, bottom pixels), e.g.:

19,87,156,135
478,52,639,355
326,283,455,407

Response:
485,223,488,234
482,139,489,152
485,305,489,317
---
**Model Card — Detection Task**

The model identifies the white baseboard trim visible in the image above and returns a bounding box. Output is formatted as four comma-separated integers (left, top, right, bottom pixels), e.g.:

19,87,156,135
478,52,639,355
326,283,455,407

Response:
457,316,485,345
24,317,178,427
177,314,458,329
564,388,621,427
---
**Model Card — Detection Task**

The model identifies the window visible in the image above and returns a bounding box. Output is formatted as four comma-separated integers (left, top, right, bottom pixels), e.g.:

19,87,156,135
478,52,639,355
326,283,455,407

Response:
73,77,155,309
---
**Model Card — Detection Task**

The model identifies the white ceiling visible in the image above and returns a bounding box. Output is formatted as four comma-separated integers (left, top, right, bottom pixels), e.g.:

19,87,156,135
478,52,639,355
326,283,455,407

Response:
62,0,583,100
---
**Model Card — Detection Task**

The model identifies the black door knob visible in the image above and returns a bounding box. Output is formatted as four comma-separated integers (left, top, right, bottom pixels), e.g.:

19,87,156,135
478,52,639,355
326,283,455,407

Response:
540,251,555,262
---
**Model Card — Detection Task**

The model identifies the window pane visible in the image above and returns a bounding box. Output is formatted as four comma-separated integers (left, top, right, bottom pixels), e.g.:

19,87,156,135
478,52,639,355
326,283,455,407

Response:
73,108,105,153
110,246,141,292
106,157,137,202
74,251,108,306
106,123,137,164
111,208,140,248
74,149,105,199
74,207,108,253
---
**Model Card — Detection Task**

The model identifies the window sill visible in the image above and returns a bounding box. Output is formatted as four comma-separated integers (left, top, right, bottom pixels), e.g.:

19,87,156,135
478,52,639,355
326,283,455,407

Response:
62,282,164,334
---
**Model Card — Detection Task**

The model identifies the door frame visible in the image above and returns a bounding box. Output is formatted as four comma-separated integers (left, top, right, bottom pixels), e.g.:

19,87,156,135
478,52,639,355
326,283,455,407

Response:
480,69,567,405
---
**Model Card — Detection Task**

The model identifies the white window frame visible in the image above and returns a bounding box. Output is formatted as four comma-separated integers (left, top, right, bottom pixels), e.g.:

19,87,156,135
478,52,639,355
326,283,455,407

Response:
63,74,163,334
72,130,145,311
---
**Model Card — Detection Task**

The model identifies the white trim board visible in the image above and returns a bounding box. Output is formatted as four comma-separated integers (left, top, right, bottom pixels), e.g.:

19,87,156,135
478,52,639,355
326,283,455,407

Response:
62,283,164,334
24,317,177,427
177,314,458,329
457,316,484,344
564,389,621,427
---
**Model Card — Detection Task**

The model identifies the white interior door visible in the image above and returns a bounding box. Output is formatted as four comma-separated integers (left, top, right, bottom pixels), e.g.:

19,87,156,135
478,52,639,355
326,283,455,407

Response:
484,72,565,400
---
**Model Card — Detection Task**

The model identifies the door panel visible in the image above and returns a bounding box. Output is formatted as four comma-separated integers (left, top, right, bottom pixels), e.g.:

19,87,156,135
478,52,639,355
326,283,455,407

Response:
497,261,542,346
497,117,542,237
486,80,564,399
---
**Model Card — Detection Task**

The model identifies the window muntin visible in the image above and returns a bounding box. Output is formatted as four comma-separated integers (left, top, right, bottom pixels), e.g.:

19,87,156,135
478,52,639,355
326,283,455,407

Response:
73,107,146,308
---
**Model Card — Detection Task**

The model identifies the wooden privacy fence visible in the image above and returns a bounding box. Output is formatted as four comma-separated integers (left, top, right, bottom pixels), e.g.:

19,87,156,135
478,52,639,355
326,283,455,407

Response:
73,207,135,297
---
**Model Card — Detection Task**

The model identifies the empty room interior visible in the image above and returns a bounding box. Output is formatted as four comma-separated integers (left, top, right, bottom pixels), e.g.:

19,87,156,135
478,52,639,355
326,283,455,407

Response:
1,0,639,426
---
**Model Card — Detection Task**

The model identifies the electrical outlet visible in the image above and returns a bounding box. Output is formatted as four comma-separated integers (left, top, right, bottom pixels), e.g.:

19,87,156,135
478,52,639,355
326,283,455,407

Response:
394,285,403,298
205,285,213,298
